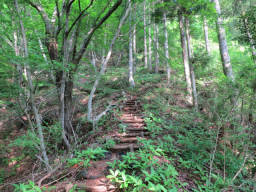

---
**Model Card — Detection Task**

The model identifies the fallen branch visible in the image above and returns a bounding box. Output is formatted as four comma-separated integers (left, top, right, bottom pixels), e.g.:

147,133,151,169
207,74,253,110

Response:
37,163,62,187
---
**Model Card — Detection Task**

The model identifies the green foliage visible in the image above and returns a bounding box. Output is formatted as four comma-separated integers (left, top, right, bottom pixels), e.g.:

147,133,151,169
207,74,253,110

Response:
13,181,42,192
107,138,181,191
9,131,40,158
67,147,107,167
45,123,63,153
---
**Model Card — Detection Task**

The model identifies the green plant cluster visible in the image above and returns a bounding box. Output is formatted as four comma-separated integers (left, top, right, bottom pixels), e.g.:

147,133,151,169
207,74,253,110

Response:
67,147,107,168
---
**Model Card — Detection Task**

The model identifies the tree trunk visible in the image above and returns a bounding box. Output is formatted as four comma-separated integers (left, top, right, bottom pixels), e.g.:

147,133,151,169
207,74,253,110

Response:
203,17,210,55
143,0,148,68
185,17,198,110
133,3,137,74
213,0,235,82
179,13,193,105
15,0,50,170
154,23,160,73
163,12,171,85
129,1,135,87
148,8,152,71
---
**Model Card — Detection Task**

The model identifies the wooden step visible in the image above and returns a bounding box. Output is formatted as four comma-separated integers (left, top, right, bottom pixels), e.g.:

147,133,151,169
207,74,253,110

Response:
121,114,144,118
116,132,150,137
110,143,139,151
125,123,145,127
120,117,143,121
77,179,116,192
122,119,144,123
117,137,139,143
126,127,147,131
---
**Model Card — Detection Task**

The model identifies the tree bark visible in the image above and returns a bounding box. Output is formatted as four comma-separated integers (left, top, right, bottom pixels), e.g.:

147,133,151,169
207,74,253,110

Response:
143,0,148,68
179,13,193,105
203,17,210,55
213,0,235,82
163,11,171,85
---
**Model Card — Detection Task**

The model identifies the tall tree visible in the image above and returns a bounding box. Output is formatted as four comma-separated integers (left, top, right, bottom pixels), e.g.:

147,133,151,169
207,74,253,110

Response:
128,0,135,88
143,0,148,68
163,11,171,85
27,0,123,145
185,17,198,109
179,13,193,104
154,23,160,73
213,0,235,82
148,6,152,71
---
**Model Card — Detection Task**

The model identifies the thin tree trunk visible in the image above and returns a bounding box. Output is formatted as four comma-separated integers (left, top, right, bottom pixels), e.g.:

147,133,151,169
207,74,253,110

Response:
185,17,198,110
148,8,152,71
13,30,24,86
154,23,160,73
203,17,210,55
163,12,171,85
179,13,193,105
133,3,137,74
143,0,148,68
15,0,50,170
213,0,235,82
129,1,135,87
133,4,137,55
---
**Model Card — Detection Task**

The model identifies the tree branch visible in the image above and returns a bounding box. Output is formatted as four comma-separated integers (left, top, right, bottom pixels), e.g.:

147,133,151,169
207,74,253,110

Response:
74,0,122,64
27,1,53,35
66,0,95,36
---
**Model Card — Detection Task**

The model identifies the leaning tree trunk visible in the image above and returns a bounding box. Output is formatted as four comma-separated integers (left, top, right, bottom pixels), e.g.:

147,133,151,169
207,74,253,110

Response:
143,0,148,68
213,0,235,82
129,1,135,87
163,11,171,85
185,17,198,110
15,0,50,170
87,0,132,127
179,13,193,105
203,17,210,55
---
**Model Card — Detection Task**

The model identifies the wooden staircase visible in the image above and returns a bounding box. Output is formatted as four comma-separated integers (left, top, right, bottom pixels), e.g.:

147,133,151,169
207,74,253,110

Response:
76,96,148,192
110,97,148,152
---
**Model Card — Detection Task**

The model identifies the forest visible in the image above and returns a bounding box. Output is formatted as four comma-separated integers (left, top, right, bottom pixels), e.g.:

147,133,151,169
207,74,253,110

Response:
0,0,255,191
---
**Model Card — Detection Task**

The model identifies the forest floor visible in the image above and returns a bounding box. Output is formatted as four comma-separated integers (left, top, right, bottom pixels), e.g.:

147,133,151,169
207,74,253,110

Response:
0,66,246,191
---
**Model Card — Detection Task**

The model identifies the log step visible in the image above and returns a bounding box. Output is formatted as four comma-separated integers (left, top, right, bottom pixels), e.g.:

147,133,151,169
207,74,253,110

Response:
116,132,150,137
110,143,139,151
116,137,140,143
125,123,145,127
126,127,147,131
122,119,144,123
